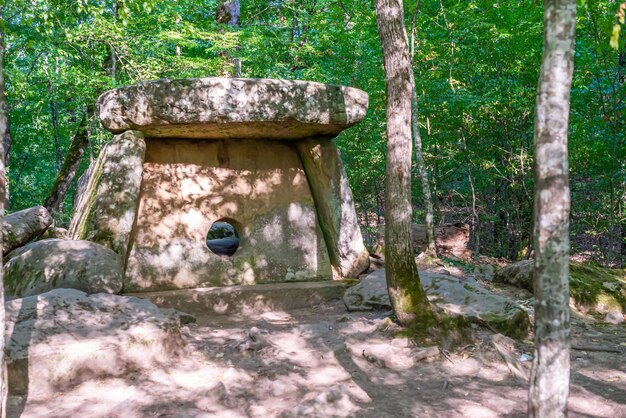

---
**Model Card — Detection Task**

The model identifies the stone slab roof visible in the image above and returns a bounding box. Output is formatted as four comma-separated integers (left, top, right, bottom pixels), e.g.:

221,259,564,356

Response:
98,78,368,140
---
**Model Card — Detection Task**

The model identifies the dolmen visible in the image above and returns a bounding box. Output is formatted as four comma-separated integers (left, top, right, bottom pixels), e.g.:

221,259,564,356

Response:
70,78,371,293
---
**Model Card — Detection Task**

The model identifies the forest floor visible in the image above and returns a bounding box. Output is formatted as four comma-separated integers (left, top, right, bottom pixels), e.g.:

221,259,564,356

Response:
7,267,626,418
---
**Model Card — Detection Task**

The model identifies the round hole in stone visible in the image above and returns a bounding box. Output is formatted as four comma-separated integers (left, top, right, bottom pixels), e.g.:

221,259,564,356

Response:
206,219,240,257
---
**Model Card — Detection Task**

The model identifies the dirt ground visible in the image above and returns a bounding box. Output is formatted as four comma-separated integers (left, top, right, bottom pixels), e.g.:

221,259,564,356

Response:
8,284,625,418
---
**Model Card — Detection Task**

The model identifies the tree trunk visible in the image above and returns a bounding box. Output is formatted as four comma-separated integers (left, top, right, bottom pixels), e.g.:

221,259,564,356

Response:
216,0,241,77
375,0,433,326
110,0,118,81
528,1,576,417
44,108,92,218
47,79,62,173
408,5,436,259
0,6,9,413
0,20,8,213
409,74,436,258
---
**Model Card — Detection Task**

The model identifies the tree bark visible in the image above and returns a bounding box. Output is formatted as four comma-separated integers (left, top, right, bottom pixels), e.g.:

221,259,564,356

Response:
528,1,576,417
216,0,241,77
407,3,436,258
46,78,62,173
44,108,92,218
375,0,433,326
409,75,437,258
0,5,9,414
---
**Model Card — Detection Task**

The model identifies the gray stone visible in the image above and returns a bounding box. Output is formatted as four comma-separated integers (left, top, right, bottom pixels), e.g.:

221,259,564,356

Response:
604,311,624,325
127,281,347,317
296,139,369,278
4,239,123,298
69,130,146,260
2,206,53,255
98,78,368,140
343,270,392,311
38,226,70,240
344,269,530,339
281,385,357,418
493,260,534,291
5,288,185,396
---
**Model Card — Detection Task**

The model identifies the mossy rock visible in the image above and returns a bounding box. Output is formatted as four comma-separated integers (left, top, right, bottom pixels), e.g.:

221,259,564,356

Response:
569,263,626,314
495,260,626,315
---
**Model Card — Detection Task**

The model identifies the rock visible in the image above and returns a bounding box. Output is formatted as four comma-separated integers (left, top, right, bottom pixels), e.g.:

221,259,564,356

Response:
159,308,197,325
2,206,53,255
474,263,495,281
38,226,70,240
5,288,185,396
69,130,146,260
4,239,123,298
271,380,299,397
344,269,530,339
414,346,440,362
98,78,368,140
296,139,370,278
343,270,392,311
375,223,471,259
497,261,626,316
206,237,240,257
493,260,533,291
281,385,357,418
604,311,624,325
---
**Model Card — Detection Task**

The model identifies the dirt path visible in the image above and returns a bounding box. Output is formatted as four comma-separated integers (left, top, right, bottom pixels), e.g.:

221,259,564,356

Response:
8,295,625,417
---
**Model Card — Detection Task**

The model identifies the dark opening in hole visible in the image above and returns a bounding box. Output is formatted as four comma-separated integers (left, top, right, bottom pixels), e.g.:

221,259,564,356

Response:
206,220,240,257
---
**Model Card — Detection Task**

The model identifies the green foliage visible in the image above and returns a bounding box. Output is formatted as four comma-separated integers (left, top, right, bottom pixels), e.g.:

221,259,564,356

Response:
3,0,625,266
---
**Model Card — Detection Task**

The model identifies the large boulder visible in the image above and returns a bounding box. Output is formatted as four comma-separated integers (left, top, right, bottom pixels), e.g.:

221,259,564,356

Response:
343,269,530,339
69,130,146,260
4,239,123,298
296,139,369,278
5,288,185,396
493,260,534,291
2,206,53,255
494,261,626,316
98,78,368,140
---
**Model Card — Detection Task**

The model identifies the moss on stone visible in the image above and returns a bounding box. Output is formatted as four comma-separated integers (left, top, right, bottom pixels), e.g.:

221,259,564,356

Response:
570,263,626,314
399,312,474,349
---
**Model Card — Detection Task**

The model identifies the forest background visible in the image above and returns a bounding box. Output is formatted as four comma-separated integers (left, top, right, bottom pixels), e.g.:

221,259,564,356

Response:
2,0,624,267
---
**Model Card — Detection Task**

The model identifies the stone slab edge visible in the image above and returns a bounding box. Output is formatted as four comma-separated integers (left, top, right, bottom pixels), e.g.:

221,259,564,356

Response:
296,139,369,278
98,77,368,140
125,281,348,316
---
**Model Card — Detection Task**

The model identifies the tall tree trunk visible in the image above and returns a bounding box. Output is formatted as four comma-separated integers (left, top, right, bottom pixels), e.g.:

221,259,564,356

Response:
407,2,436,258
528,1,576,417
375,0,433,326
216,0,241,77
47,79,62,173
0,19,8,213
461,131,480,255
110,0,118,81
410,77,437,258
0,5,9,414
44,108,92,218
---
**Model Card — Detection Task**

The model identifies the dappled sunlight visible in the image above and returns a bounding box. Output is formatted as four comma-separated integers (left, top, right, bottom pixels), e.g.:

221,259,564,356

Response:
9,294,626,417
125,138,332,291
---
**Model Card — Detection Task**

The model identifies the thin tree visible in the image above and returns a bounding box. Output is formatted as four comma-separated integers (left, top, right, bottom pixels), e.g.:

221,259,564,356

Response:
0,5,8,414
216,0,241,77
528,0,576,417
375,0,434,326
44,107,93,217
408,3,437,258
